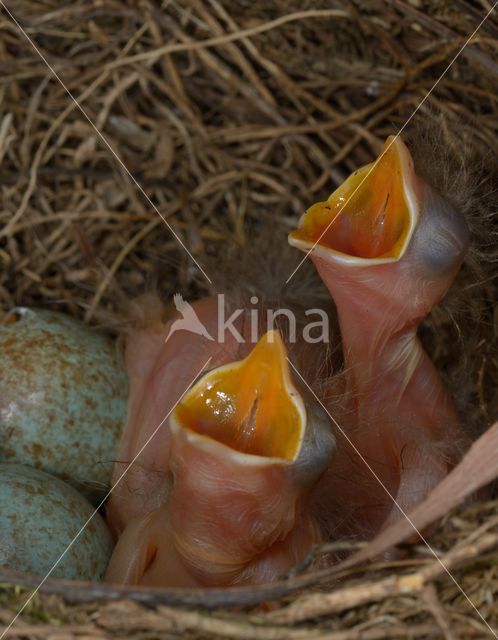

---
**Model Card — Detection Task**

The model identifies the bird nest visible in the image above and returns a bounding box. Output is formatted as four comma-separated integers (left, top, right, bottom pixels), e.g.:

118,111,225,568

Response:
1,0,497,638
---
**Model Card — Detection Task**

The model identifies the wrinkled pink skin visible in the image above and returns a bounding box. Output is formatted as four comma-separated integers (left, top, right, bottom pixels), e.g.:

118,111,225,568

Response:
310,178,470,540
106,424,319,587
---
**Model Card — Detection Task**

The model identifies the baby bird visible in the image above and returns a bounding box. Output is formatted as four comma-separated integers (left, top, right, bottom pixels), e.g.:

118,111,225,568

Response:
289,135,470,539
105,329,335,586
105,234,333,540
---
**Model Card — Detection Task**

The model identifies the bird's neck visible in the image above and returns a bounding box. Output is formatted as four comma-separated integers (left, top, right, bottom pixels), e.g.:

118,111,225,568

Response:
313,257,457,434
167,431,319,586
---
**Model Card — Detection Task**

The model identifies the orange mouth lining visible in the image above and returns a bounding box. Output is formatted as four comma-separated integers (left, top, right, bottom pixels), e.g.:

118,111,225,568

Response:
289,137,414,260
173,331,304,462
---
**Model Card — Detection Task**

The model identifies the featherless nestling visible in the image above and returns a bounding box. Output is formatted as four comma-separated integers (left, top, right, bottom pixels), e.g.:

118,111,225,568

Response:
105,124,497,587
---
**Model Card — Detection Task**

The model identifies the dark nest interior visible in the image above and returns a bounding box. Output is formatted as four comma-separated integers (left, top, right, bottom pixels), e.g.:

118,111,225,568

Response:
1,1,498,638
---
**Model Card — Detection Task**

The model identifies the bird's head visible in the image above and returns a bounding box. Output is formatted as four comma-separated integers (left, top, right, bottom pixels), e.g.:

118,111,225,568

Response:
288,135,470,325
166,329,335,585
105,329,335,588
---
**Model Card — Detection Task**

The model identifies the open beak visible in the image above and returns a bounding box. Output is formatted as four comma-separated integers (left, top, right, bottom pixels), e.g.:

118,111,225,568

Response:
286,135,470,542
105,331,334,587
171,330,306,463
289,136,419,265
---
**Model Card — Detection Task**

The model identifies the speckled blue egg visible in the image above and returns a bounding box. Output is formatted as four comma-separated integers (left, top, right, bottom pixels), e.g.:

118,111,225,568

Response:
0,464,113,580
0,308,128,502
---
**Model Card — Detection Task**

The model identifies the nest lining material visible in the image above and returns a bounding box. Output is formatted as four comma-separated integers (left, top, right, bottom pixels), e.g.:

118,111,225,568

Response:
0,0,497,637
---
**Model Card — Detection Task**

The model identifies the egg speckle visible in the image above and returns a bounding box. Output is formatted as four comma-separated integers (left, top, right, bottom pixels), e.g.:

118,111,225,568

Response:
0,308,128,502
0,464,113,580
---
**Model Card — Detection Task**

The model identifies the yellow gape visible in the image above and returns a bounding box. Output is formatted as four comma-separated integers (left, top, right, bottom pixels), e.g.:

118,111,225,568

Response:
174,330,305,461
289,136,414,260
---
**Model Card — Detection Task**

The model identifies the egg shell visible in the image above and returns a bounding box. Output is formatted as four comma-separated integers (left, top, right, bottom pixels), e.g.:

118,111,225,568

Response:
0,308,128,502
0,463,113,580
